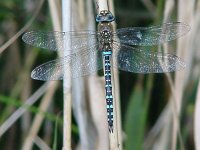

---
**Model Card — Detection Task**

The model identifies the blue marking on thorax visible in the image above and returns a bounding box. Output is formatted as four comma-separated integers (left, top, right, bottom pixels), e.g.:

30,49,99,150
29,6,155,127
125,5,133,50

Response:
103,51,112,55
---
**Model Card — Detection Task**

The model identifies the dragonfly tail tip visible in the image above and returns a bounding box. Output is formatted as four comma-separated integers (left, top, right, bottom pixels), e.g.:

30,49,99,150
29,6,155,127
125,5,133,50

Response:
109,126,114,133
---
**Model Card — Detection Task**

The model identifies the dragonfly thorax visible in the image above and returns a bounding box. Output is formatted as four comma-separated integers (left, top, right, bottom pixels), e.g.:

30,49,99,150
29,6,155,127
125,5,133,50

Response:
100,30,112,43
98,22,113,51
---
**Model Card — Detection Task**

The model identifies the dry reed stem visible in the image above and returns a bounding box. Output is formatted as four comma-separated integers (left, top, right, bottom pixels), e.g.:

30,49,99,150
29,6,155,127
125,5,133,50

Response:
73,1,87,146
194,79,200,150
22,1,62,149
79,0,110,149
192,1,200,149
143,1,176,149
89,76,109,150
161,1,194,150
62,0,72,149
108,0,122,149
20,44,39,136
2,29,40,139
34,136,51,150
69,1,98,149
163,1,185,149
87,2,109,143
97,0,109,13
144,102,172,149
166,74,186,150
47,1,62,145
163,0,174,23
48,0,62,31
63,93,72,150
49,0,72,149
192,1,200,80
62,1,98,149
21,68,31,134
1,18,26,137
0,83,48,137
77,0,85,26
97,0,120,149
172,1,195,150
145,0,191,149
141,0,156,15
22,82,58,150
9,50,38,98
0,0,44,54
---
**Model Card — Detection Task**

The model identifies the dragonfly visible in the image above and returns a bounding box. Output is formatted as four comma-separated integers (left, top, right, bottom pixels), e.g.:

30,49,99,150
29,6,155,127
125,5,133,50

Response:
22,10,190,133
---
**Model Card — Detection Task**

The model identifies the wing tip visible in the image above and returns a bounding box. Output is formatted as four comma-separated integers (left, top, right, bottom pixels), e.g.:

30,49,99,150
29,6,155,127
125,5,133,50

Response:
31,69,40,80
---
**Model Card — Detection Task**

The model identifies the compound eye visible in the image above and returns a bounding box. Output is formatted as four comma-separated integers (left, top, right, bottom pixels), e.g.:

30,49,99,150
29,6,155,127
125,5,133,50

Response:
96,14,103,22
108,14,113,19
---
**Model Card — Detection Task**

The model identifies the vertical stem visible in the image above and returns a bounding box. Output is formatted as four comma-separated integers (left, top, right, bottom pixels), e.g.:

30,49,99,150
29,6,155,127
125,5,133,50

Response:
97,0,121,149
109,55,121,150
48,0,61,31
97,0,109,13
194,79,200,150
175,1,194,150
109,1,122,149
62,0,72,150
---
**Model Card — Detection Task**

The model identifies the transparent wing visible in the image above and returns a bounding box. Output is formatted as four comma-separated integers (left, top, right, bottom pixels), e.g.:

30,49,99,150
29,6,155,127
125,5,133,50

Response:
113,22,190,46
31,45,103,80
112,43,186,73
22,31,98,54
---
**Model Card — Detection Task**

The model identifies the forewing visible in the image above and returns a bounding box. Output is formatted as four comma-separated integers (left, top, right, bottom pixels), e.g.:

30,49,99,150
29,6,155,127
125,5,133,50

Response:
112,43,186,73
31,46,103,80
22,31,97,54
113,22,190,46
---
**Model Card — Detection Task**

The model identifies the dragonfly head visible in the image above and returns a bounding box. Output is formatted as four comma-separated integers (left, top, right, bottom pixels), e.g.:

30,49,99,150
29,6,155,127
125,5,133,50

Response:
96,10,115,23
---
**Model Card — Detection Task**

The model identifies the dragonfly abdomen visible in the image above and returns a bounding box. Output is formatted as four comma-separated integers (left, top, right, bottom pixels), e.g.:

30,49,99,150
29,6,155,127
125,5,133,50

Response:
103,50,114,133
